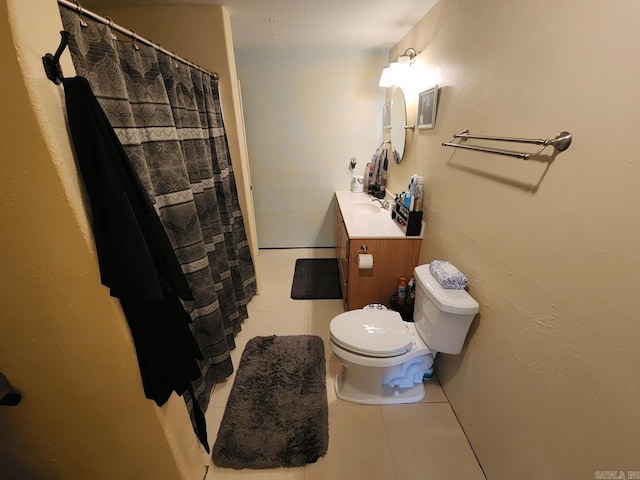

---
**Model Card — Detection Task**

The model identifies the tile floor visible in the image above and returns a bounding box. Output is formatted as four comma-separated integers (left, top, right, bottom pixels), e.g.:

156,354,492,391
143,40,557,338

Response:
204,248,485,480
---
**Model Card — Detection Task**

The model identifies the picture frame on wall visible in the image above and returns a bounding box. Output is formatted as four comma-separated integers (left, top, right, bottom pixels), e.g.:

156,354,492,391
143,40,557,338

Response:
383,102,391,129
417,86,438,129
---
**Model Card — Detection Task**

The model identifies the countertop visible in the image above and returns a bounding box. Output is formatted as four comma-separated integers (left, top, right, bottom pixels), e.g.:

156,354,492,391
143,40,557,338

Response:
335,191,424,239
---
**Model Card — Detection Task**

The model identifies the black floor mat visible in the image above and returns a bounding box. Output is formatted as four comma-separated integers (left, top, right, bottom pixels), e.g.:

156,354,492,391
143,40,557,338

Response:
290,258,343,300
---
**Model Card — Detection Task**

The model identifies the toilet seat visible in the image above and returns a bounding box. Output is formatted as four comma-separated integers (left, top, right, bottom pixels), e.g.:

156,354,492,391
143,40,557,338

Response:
330,309,413,358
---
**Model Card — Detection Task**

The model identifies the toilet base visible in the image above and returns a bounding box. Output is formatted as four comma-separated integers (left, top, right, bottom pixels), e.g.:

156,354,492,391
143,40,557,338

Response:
335,371,426,405
334,358,430,405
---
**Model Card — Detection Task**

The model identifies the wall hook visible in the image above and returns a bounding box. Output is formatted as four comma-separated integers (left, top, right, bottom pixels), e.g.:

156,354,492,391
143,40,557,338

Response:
42,30,70,85
0,373,21,407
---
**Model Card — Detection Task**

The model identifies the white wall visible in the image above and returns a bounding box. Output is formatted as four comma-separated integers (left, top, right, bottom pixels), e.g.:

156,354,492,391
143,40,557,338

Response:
384,0,640,477
236,49,386,247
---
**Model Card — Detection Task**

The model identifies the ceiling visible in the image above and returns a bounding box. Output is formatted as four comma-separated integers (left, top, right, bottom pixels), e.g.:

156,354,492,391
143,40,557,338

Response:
81,0,438,51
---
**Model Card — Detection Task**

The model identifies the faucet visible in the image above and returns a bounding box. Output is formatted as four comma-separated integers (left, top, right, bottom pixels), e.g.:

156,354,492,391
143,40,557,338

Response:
371,197,390,209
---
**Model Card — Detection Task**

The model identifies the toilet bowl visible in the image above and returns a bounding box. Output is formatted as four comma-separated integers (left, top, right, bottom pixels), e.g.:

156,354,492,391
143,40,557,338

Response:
329,263,479,405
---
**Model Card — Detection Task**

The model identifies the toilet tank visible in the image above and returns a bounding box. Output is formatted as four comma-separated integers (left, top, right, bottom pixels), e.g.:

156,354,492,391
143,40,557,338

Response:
413,264,479,354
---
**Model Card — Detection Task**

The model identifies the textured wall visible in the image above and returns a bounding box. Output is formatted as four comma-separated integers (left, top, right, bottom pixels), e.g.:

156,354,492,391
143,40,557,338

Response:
385,0,640,477
0,1,201,478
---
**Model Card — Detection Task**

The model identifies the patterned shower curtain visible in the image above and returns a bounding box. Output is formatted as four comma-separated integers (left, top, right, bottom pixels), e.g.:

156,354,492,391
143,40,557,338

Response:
60,8,256,428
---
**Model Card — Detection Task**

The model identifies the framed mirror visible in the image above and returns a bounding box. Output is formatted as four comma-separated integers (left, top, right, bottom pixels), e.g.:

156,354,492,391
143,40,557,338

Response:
389,86,413,163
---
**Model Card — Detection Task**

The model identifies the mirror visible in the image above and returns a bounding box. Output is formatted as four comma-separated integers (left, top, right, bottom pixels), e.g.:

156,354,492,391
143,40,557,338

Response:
389,87,412,163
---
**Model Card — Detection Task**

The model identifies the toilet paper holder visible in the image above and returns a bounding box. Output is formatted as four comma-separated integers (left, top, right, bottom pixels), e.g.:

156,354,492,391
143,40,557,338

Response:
356,244,374,270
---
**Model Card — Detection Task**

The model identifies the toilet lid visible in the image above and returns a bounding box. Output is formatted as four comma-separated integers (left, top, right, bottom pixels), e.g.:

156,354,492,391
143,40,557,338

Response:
330,309,413,358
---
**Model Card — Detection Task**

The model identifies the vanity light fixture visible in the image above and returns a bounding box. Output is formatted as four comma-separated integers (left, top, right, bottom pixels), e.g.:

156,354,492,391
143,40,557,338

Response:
378,65,394,88
379,48,417,87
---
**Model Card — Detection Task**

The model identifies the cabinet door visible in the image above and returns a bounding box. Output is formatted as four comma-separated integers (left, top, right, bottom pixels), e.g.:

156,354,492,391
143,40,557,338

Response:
335,203,349,305
346,238,421,310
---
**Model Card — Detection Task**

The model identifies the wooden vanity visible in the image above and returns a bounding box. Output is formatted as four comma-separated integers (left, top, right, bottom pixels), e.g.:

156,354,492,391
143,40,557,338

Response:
334,191,423,311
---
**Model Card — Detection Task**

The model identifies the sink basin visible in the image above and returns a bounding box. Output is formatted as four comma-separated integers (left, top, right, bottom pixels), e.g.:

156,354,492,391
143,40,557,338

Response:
351,202,381,215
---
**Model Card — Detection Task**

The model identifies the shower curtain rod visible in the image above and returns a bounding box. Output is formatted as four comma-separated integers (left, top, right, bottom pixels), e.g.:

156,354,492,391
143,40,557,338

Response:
57,0,219,80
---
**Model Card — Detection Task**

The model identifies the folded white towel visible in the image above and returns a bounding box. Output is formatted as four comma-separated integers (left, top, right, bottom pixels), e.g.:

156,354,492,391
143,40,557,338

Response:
429,260,468,290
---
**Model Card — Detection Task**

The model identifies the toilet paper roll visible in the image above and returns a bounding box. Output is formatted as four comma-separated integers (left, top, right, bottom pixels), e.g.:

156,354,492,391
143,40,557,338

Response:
357,253,374,269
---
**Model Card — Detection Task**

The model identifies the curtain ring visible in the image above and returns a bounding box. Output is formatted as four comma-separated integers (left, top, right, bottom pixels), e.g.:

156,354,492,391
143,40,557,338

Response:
73,1,88,27
131,31,140,51
106,16,117,40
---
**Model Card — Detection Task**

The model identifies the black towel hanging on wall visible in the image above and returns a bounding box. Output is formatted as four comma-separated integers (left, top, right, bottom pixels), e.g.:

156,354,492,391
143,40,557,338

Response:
41,26,211,449
60,75,210,453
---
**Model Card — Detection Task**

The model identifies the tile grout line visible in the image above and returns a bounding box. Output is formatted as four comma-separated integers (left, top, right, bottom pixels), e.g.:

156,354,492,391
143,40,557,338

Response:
440,390,488,480
380,405,401,480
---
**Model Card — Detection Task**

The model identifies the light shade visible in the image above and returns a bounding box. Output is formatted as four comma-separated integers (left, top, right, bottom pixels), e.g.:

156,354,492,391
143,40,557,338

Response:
378,65,393,87
379,48,418,88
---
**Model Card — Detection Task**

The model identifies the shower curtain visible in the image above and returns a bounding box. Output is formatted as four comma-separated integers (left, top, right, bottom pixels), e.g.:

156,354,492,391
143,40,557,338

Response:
59,8,256,434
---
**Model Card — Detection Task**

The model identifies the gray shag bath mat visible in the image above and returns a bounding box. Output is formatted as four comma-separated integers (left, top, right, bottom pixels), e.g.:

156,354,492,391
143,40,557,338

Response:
212,335,329,469
290,258,342,300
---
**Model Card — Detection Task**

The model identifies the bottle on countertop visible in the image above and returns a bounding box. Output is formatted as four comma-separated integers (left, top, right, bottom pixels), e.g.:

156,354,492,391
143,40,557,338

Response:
413,176,424,211
397,276,407,305
363,163,371,192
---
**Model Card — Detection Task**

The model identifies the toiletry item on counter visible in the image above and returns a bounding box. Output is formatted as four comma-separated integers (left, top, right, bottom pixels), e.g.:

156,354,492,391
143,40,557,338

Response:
399,174,424,212
429,260,468,290
397,276,407,304
367,143,389,195
391,189,423,236
363,163,371,192
393,148,400,164
351,174,364,193
414,176,424,211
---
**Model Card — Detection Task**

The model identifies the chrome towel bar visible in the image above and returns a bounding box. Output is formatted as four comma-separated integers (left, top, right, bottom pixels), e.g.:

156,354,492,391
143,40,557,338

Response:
442,130,572,160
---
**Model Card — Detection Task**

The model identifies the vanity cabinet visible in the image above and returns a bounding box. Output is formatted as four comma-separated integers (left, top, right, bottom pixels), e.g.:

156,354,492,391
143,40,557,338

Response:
335,199,422,311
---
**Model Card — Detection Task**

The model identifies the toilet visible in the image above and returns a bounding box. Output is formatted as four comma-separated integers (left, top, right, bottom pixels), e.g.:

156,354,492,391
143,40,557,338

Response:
329,263,479,405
